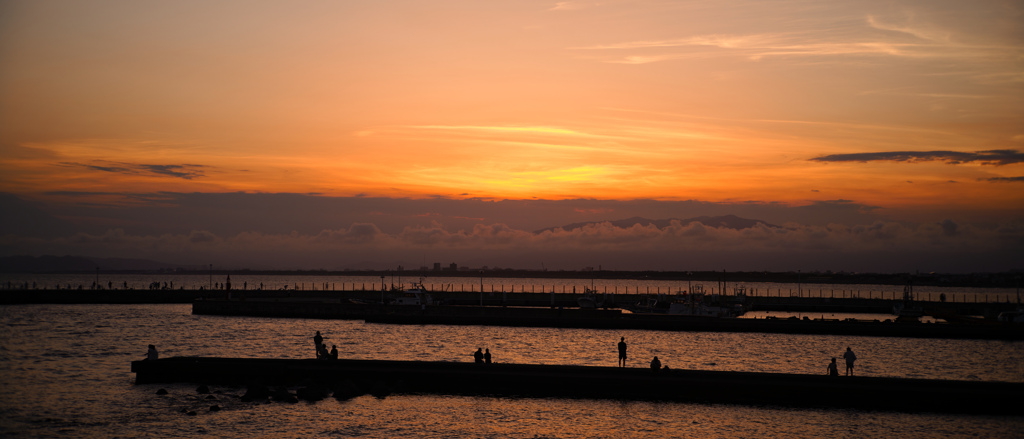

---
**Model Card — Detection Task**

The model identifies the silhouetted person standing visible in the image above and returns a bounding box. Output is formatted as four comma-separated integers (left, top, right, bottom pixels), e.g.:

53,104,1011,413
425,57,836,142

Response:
313,331,324,359
474,348,484,364
843,347,857,376
484,348,492,364
827,357,839,376
618,337,628,367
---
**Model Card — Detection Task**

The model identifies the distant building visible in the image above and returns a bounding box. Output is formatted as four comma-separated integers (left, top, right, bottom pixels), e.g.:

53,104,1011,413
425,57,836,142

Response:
449,262,458,271
433,263,441,271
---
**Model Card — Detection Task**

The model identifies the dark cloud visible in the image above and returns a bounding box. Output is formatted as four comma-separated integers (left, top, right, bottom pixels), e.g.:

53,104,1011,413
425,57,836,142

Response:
18,192,889,239
59,161,206,179
78,163,132,173
938,219,958,236
188,230,219,244
0,192,901,256
3,192,1020,272
0,193,76,238
810,149,1024,166
983,176,1024,182
138,164,206,179
2,219,1021,272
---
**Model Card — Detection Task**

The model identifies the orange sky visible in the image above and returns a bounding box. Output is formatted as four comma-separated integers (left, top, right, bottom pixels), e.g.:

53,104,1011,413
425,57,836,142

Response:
1,0,1022,222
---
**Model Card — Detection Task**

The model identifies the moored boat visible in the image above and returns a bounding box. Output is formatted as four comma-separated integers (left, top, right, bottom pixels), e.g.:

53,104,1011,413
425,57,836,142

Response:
392,283,433,306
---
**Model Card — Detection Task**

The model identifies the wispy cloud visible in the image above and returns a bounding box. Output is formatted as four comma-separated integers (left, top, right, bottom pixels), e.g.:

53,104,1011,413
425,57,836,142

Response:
573,14,1022,65
575,34,773,51
865,15,950,43
59,161,207,179
549,1,589,11
983,176,1024,183
577,34,1002,63
406,125,607,138
810,150,1024,166
859,89,994,100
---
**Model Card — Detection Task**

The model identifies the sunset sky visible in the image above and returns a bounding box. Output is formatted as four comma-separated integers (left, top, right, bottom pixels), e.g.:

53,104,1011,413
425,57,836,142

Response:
1,0,1022,272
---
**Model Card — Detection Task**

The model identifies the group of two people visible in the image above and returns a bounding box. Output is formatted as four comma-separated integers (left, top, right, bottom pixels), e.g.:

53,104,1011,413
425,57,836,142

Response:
827,347,857,376
473,348,492,364
313,331,338,360
619,337,665,371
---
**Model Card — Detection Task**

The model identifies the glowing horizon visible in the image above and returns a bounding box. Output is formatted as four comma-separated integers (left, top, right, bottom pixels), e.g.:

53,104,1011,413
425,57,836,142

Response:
1,0,1021,221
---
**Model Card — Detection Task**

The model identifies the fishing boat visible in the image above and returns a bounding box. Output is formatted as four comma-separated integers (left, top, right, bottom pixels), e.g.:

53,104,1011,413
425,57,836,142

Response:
667,297,742,317
622,285,743,317
577,287,608,308
626,296,666,313
893,284,924,322
392,283,433,306
666,284,743,317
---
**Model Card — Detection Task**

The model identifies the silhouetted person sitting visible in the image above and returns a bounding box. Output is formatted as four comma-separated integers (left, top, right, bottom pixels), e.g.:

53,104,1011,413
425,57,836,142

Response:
484,348,492,364
329,345,338,360
317,343,330,360
827,357,839,376
618,337,628,367
474,348,484,364
650,356,661,371
147,345,158,361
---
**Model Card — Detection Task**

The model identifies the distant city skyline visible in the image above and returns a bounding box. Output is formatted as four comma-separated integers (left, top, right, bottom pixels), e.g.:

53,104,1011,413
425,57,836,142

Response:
1,0,1021,272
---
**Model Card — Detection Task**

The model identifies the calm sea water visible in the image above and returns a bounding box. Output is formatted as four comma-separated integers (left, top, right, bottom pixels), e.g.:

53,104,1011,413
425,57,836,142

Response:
0,303,1022,438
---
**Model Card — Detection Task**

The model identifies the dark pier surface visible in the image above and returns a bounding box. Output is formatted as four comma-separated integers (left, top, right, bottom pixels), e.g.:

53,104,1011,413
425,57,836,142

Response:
191,298,1024,340
131,357,1022,416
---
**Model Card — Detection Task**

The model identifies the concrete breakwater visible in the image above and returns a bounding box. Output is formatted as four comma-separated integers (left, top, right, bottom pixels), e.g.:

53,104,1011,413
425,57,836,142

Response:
6,286,1015,317
191,298,1024,340
5,287,1018,317
0,289,199,304
131,357,1022,416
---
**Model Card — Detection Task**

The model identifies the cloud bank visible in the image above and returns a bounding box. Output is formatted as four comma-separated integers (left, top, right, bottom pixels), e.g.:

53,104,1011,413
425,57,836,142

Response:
3,218,1020,273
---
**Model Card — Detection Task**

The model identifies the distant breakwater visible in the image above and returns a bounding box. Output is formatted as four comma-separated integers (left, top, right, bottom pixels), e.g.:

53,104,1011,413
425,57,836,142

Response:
190,295,1024,340
3,286,1020,309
